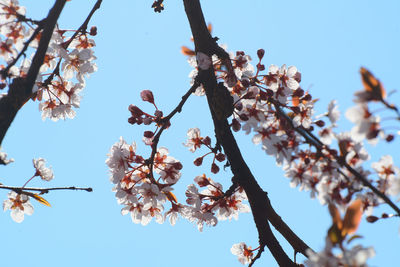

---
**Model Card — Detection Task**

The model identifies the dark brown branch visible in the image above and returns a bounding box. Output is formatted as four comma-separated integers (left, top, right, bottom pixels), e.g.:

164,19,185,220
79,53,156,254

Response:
183,1,307,265
0,0,102,146
0,0,67,146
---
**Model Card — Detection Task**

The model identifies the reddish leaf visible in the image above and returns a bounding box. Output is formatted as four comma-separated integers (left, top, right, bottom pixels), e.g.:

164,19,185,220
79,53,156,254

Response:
164,191,177,203
342,199,363,236
32,194,51,207
328,203,343,230
360,67,386,100
181,46,195,56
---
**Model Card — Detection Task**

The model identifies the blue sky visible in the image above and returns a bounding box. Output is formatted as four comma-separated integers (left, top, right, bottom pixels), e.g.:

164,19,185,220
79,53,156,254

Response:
1,0,399,266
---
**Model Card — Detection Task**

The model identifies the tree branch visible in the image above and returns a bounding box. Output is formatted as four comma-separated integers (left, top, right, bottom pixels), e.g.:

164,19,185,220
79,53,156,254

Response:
0,185,93,194
183,0,309,265
0,0,67,146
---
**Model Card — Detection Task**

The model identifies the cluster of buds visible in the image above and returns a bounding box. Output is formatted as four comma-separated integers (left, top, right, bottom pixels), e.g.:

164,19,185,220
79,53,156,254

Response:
184,127,226,173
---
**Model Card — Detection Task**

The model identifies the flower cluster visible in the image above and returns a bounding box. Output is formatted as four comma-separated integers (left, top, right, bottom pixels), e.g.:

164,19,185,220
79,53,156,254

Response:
106,138,249,230
184,127,226,173
185,45,400,214
181,45,400,265
3,157,54,222
106,137,180,225
0,0,97,121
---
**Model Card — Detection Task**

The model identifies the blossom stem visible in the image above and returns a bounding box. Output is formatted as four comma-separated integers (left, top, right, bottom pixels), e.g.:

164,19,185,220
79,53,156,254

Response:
21,173,37,189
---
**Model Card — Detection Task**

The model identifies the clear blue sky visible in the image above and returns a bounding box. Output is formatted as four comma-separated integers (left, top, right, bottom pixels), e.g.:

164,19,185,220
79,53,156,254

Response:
1,1,399,266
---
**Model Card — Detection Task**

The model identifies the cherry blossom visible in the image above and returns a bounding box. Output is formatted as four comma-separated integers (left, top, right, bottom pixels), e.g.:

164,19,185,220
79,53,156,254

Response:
0,150,14,165
106,137,137,184
3,191,33,223
327,100,340,125
305,240,375,267
184,128,204,152
371,155,400,197
0,0,97,121
230,242,254,265
33,158,54,181
346,104,381,144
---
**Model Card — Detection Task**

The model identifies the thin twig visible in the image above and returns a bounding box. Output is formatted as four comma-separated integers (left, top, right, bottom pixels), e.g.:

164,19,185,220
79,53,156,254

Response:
0,185,92,194
1,21,45,78
147,79,200,181
43,0,102,87
272,99,400,216
249,245,265,267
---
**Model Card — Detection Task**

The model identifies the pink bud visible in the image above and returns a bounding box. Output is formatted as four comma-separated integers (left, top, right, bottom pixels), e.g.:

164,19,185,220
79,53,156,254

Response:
144,131,154,138
203,136,211,146
140,90,155,104
89,26,97,36
173,162,183,170
315,120,325,127
257,49,265,60
232,119,241,132
194,157,203,166
366,215,379,223
211,163,219,174
215,153,226,162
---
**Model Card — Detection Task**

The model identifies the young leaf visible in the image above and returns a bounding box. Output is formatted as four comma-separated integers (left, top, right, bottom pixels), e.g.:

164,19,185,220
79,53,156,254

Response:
360,67,386,100
164,191,178,203
32,194,51,207
347,234,363,244
328,224,343,245
342,199,363,236
181,46,195,56
328,203,343,230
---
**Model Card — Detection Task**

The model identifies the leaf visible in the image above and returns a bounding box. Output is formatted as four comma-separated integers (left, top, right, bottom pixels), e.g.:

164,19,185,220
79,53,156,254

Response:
181,46,195,56
342,199,363,236
32,194,51,207
164,191,177,203
360,67,386,100
328,203,343,230
328,224,343,245
292,96,299,107
207,23,212,34
347,234,363,244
